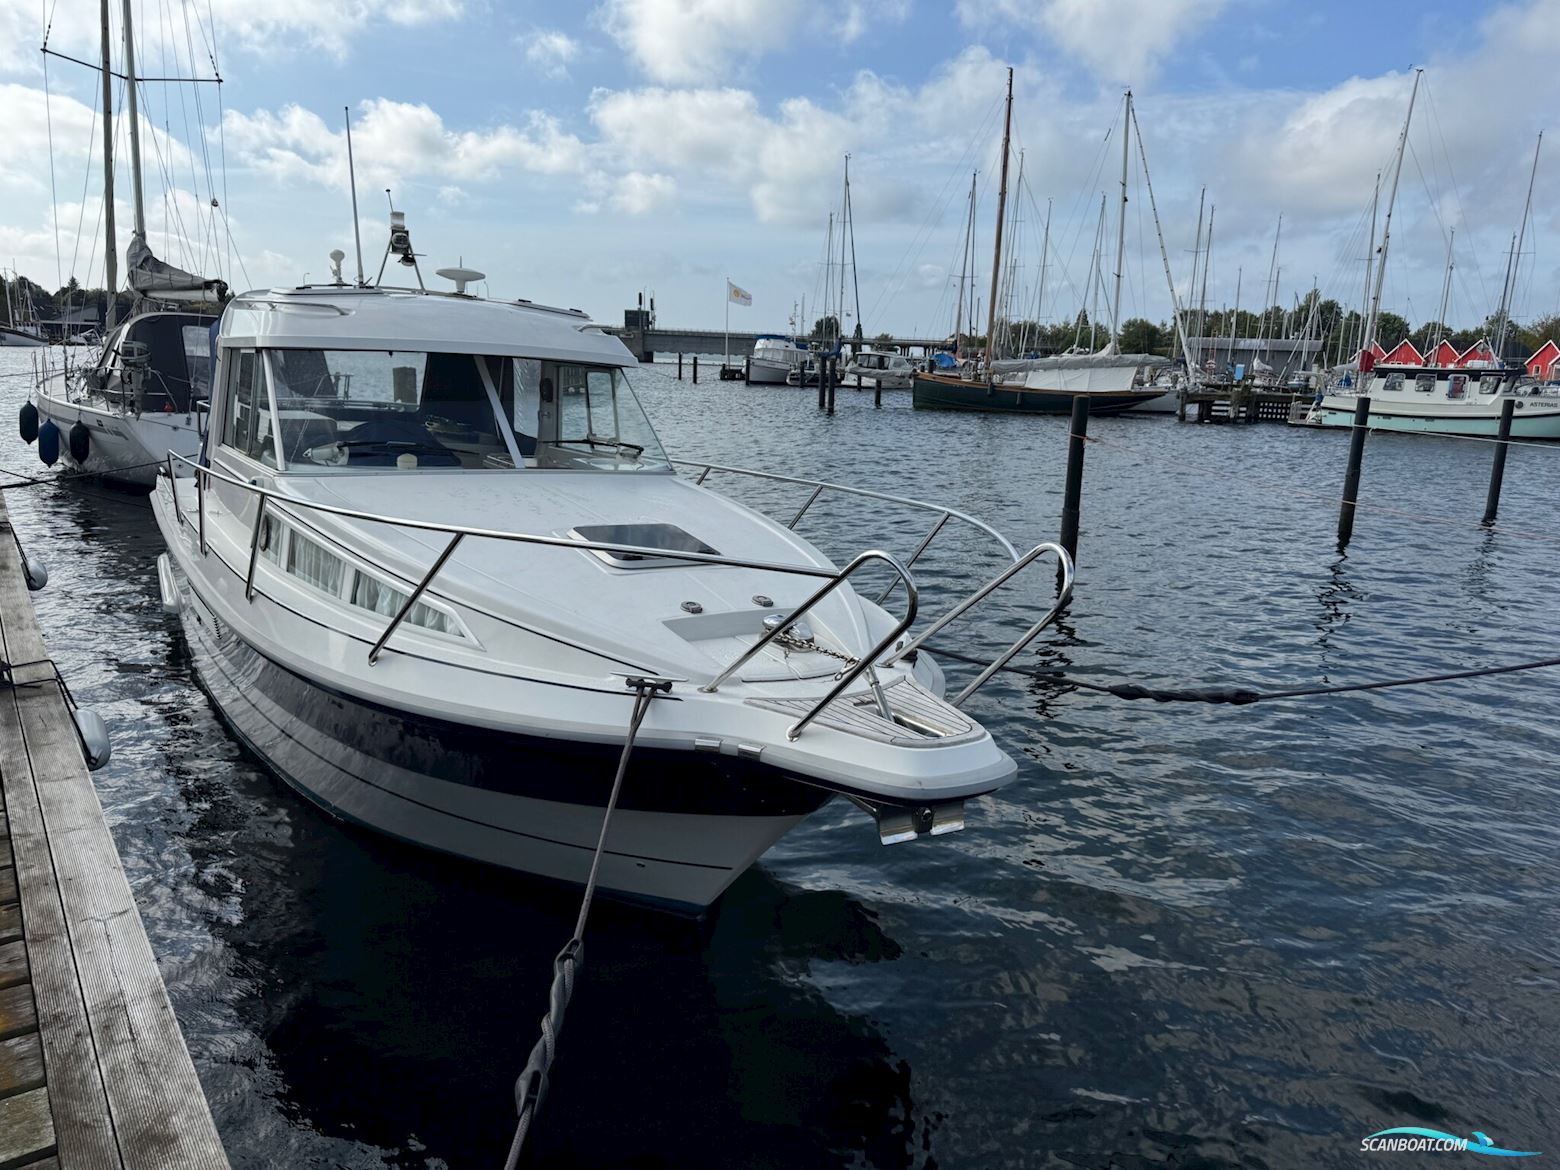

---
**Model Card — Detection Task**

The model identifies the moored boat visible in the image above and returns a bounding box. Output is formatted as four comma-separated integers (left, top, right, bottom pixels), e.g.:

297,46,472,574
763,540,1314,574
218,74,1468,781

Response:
150,230,1074,912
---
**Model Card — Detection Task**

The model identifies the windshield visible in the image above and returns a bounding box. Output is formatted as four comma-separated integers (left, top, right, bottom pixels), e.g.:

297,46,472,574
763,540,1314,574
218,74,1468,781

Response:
255,349,669,472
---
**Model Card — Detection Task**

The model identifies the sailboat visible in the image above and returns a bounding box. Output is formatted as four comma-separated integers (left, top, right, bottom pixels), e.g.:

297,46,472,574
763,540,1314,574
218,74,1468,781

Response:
25,0,229,487
912,80,1170,415
1300,74,1560,438
1,272,48,346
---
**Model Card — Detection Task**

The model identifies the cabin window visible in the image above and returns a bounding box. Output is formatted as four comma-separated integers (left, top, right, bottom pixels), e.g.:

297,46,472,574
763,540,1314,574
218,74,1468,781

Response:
350,572,464,637
1448,374,1467,400
1477,374,1500,394
1383,373,1405,392
287,531,344,595
1414,374,1435,393
527,362,669,471
220,349,272,463
182,326,213,397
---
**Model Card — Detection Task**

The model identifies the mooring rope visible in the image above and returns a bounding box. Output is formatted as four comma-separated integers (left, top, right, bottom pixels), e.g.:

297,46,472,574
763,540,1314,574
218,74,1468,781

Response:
502,677,669,1169
925,644,1560,705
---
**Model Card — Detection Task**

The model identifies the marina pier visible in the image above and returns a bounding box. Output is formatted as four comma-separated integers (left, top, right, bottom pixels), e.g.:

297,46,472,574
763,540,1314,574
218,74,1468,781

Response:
0,495,227,1170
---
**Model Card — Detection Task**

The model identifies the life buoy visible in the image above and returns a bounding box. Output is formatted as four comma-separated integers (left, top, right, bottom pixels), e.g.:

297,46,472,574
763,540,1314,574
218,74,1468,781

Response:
68,420,91,464
18,401,38,444
37,419,59,466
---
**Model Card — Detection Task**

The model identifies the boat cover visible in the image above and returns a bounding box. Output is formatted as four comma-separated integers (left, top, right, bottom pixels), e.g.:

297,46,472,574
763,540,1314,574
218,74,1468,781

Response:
127,234,228,303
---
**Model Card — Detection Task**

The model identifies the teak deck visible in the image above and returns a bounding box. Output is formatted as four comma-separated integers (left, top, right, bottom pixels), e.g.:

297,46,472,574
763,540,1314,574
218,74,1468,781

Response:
0,494,228,1170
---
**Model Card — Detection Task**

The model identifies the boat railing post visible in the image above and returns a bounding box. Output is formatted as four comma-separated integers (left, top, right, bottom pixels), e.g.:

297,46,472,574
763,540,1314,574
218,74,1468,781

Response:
1058,393,1089,576
1337,394,1372,546
368,533,466,665
197,464,207,556
1482,396,1516,524
788,484,825,529
244,493,268,601
875,511,950,604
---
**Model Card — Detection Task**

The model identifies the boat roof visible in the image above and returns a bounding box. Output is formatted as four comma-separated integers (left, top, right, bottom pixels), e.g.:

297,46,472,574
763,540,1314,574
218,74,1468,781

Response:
218,285,634,367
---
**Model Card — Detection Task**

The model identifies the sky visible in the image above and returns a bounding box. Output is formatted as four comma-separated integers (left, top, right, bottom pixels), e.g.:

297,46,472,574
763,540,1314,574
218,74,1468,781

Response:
1,0,1557,342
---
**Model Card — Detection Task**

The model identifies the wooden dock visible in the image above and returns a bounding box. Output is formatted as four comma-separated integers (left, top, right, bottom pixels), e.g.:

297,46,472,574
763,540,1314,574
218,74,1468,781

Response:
0,495,229,1170
1177,384,1309,423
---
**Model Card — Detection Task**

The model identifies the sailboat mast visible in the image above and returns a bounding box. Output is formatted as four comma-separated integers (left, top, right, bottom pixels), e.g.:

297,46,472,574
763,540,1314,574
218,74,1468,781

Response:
844,154,863,340
954,172,975,346
1187,188,1205,368
1110,90,1131,350
1494,131,1542,358
982,67,1013,367
121,0,146,241
1363,68,1422,365
1355,172,1380,362
837,160,851,342
99,0,118,331
1129,101,1196,373
1228,266,1242,371
1196,205,1214,373
1259,215,1281,359
823,210,834,345
1433,227,1455,354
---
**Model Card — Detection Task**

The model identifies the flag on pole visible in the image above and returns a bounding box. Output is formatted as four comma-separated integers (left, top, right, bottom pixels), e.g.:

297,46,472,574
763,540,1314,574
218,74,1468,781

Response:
727,280,752,307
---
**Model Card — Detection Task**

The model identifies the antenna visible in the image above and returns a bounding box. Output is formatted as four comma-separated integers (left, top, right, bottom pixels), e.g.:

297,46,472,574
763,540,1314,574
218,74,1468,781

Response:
344,107,365,286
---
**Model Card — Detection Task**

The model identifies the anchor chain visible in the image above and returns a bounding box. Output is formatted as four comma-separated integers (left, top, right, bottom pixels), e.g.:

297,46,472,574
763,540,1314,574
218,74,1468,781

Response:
772,628,858,667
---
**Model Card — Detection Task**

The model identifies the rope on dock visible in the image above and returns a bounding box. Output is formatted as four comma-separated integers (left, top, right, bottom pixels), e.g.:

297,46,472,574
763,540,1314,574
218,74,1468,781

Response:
502,676,670,1169
924,644,1560,705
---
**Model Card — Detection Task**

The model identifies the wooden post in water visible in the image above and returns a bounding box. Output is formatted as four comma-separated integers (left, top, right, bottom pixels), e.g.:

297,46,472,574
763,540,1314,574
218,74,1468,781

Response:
816,357,826,409
677,353,683,380
1058,394,1089,572
1337,395,1371,545
874,377,882,408
1482,397,1516,524
826,358,837,415
744,356,751,383
691,355,698,383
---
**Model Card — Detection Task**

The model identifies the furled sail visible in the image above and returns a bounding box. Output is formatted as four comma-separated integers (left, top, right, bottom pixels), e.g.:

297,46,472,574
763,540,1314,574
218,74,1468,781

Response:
126,234,228,303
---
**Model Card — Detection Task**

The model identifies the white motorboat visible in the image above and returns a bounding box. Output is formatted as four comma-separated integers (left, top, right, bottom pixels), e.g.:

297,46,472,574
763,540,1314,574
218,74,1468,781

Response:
748,335,807,384
843,349,915,389
150,243,1072,912
1298,364,1560,437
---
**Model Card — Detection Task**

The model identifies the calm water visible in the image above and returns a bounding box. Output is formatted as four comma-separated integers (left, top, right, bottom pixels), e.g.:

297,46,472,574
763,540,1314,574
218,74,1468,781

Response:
3,349,1559,1168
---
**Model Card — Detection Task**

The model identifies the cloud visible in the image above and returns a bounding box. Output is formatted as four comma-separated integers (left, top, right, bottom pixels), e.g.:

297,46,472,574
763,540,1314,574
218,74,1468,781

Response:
956,0,1230,83
521,29,581,79
222,99,589,195
0,0,463,75
589,86,851,223
596,0,807,84
613,171,677,215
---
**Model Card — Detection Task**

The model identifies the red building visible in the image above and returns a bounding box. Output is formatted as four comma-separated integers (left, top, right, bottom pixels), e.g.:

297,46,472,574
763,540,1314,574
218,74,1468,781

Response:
1428,339,1460,366
1526,339,1560,379
1455,339,1497,367
1380,338,1423,366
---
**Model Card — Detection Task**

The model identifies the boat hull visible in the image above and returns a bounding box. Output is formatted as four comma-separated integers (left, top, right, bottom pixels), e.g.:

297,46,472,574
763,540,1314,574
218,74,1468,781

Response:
34,378,203,487
167,561,831,911
746,359,793,385
912,374,1161,415
1306,395,1560,438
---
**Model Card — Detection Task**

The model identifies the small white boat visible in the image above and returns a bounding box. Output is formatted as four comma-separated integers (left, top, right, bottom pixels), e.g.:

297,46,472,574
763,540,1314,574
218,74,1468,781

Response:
748,335,807,384
0,326,46,348
150,239,1073,912
843,349,915,389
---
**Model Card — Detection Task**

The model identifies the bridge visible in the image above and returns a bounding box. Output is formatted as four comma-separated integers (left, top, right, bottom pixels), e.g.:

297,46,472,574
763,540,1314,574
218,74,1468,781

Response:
602,324,950,362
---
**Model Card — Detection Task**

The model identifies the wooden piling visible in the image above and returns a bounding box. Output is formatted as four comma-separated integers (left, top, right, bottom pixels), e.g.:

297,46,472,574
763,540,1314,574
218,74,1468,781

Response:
826,358,837,415
691,355,698,383
874,377,882,409
1337,395,1372,546
816,359,826,410
677,352,683,379
1058,393,1089,571
0,495,229,1170
743,356,751,384
1482,397,1516,525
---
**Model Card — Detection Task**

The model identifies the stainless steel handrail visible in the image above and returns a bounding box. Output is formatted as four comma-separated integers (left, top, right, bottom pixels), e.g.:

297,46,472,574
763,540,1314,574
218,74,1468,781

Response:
160,454,904,708
698,549,918,741
883,542,1074,707
670,459,1020,562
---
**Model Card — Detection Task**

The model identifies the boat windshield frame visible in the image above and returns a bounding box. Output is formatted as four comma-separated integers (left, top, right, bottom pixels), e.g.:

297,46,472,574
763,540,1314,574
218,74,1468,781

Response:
212,345,673,476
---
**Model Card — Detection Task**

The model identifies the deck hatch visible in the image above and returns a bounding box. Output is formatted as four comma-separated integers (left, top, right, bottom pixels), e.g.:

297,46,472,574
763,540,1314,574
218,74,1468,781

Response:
569,523,720,569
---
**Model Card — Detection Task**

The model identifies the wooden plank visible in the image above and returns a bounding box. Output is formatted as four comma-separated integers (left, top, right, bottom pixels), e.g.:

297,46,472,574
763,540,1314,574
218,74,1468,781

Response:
0,1031,45,1098
0,1086,55,1170
0,507,122,1170
0,497,230,1170
0,907,19,946
0,941,25,990
0,868,16,905
0,984,37,1041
